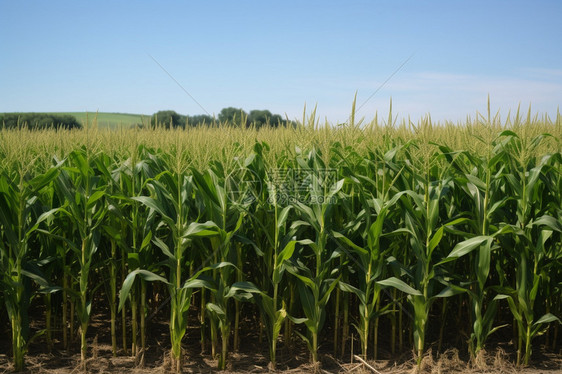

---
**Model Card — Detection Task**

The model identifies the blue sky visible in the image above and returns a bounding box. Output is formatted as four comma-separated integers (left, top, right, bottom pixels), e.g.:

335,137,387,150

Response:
1,1,561,123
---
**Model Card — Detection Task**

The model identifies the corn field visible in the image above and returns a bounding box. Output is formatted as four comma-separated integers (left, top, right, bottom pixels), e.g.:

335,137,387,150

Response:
1,107,561,372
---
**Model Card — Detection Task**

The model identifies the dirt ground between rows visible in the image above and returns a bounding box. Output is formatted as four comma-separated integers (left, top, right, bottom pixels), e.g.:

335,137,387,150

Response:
1,340,560,373
1,308,560,374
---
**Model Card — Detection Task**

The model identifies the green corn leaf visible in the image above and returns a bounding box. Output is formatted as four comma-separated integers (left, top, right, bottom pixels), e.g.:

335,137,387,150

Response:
140,230,152,250
378,277,422,296
531,215,562,232
206,302,226,317
277,205,292,229
277,240,297,264
433,284,467,298
152,236,175,261
118,269,169,312
428,226,444,256
86,190,105,209
319,276,341,306
446,236,492,259
225,281,263,298
533,313,561,326
132,196,174,226
184,221,219,238
127,252,140,270
183,278,215,291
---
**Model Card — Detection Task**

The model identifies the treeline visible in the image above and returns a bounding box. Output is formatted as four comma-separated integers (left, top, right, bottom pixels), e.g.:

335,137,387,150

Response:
1,108,294,130
149,107,294,129
0,113,82,129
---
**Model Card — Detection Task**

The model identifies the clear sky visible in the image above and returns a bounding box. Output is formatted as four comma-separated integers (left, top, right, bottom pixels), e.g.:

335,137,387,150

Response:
1,1,561,124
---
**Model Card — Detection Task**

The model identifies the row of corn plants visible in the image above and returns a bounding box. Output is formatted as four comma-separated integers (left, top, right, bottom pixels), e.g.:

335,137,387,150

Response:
0,109,561,372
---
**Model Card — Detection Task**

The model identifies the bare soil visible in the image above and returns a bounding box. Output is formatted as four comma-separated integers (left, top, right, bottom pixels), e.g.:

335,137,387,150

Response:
1,345,560,373
1,305,560,373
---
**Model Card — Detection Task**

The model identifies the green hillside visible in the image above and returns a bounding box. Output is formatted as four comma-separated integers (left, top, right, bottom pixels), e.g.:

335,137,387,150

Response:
54,112,150,129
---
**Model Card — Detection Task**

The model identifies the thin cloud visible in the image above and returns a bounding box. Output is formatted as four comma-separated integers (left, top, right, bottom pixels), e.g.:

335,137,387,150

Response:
346,70,562,123
519,67,562,78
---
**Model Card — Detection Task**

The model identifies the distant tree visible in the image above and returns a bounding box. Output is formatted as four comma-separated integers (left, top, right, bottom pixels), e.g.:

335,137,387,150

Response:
269,114,284,127
187,114,215,127
218,107,248,127
0,113,81,130
150,110,184,129
248,110,273,128
247,110,292,128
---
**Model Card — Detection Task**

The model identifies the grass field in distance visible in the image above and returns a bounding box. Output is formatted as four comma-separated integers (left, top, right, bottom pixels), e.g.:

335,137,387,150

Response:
53,112,150,129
